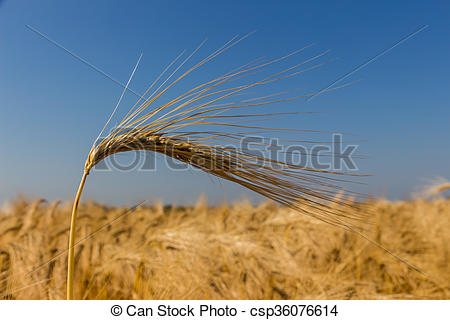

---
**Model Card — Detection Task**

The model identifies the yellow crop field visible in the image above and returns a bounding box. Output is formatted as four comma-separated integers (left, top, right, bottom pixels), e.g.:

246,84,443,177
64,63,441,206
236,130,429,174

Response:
1,195,448,299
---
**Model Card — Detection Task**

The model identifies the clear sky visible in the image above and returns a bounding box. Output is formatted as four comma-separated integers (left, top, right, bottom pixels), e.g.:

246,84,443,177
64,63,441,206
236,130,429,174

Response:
1,0,449,205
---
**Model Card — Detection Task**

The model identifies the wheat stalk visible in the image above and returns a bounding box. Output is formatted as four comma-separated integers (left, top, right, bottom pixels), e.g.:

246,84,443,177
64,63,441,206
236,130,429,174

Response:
66,36,366,299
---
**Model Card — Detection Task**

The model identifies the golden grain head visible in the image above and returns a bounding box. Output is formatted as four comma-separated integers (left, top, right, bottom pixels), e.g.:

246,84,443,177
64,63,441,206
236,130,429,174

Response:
82,35,368,230
66,36,372,299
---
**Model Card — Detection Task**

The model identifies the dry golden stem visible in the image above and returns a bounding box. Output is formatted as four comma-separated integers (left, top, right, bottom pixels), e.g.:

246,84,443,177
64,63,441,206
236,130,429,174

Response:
66,170,89,300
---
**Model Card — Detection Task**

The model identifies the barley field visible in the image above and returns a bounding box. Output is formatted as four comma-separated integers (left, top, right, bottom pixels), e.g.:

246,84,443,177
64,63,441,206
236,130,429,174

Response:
0,194,448,300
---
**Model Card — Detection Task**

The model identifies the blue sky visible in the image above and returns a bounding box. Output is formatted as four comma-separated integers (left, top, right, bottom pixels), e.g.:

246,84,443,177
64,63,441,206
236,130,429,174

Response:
0,0,449,205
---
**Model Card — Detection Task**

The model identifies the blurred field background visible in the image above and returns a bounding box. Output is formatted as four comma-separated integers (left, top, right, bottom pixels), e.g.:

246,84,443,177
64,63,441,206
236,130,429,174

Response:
0,189,449,300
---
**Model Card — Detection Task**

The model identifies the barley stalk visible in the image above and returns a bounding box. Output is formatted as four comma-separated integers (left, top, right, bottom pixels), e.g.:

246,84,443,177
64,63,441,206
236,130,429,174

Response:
66,172,88,299
66,36,367,299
